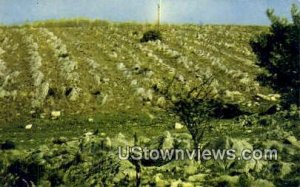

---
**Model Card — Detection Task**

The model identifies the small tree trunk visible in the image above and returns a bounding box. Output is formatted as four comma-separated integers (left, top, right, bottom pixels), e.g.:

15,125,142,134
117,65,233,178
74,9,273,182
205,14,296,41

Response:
136,160,141,187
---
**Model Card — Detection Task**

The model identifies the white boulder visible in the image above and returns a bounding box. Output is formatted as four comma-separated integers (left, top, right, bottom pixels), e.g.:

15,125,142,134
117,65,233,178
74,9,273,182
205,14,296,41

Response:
25,124,33,130
175,122,184,130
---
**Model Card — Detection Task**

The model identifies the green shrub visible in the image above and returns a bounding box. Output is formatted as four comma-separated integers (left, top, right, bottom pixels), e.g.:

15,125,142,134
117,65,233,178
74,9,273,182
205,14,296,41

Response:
154,73,245,149
0,140,16,150
250,4,300,107
140,30,162,42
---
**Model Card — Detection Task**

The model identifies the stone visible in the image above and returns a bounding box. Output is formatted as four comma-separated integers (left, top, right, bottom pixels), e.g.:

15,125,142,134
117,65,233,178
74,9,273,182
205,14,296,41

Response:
254,160,268,173
85,132,93,136
113,160,135,183
184,161,198,175
185,165,198,175
170,179,182,187
100,132,106,136
113,133,132,148
88,118,94,123
284,136,300,148
68,87,81,101
162,131,174,150
144,89,153,101
117,63,126,71
123,168,136,180
130,79,138,86
175,122,184,130
181,182,194,187
146,70,154,78
139,136,151,144
102,78,110,83
136,87,145,96
51,111,61,119
25,124,33,130
147,113,155,119
104,137,112,148
188,174,207,182
280,162,293,177
0,48,5,56
101,94,108,106
157,96,166,108
154,173,168,187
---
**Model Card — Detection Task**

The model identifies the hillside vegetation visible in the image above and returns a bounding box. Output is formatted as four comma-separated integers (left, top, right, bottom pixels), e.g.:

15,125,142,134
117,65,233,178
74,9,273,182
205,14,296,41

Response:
0,20,299,186
0,21,274,120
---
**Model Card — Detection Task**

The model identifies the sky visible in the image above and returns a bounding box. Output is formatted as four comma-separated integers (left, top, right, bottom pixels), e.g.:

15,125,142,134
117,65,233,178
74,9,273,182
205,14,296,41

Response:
0,0,299,25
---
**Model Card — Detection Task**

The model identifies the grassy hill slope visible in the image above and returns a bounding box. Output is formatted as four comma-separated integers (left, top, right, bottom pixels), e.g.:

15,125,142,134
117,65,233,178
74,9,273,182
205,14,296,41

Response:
0,21,273,119
0,20,279,148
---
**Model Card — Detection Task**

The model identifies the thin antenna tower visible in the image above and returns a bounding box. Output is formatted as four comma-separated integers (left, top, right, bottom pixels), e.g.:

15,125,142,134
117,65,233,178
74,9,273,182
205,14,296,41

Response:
157,0,162,29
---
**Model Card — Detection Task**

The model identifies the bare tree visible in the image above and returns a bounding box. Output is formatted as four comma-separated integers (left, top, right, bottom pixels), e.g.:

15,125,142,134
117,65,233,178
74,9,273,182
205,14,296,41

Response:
155,72,219,149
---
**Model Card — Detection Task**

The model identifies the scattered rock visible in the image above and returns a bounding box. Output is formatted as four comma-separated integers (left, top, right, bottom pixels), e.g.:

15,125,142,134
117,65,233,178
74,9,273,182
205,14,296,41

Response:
143,89,153,101
146,70,154,78
154,173,169,186
170,179,182,187
51,111,61,119
84,132,93,136
103,137,112,149
123,168,136,180
185,164,198,175
40,113,46,119
136,87,145,96
0,48,5,56
117,63,126,71
130,79,138,86
283,136,300,148
25,124,33,130
279,162,293,178
112,133,132,148
147,113,155,120
102,78,110,84
188,174,207,182
157,96,166,108
181,182,194,187
175,122,184,130
256,93,280,102
68,87,81,101
162,131,174,150
100,132,106,136
101,94,108,106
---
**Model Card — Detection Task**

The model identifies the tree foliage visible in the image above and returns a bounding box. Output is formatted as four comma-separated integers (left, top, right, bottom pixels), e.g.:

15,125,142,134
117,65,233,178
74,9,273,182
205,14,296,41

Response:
140,30,162,42
155,72,244,148
250,4,300,106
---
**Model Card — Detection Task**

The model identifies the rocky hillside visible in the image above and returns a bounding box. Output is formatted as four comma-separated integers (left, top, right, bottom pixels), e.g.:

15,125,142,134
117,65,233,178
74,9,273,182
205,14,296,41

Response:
0,21,278,122
1,111,299,186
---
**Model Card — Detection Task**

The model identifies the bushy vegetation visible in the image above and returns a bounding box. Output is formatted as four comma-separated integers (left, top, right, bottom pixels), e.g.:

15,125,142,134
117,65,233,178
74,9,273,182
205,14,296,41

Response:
0,135,121,186
251,4,300,106
140,30,162,42
0,12,299,186
154,72,246,150
0,109,299,186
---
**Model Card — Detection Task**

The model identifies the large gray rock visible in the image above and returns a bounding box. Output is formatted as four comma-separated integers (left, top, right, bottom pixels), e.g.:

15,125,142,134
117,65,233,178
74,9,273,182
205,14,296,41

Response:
203,137,254,173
